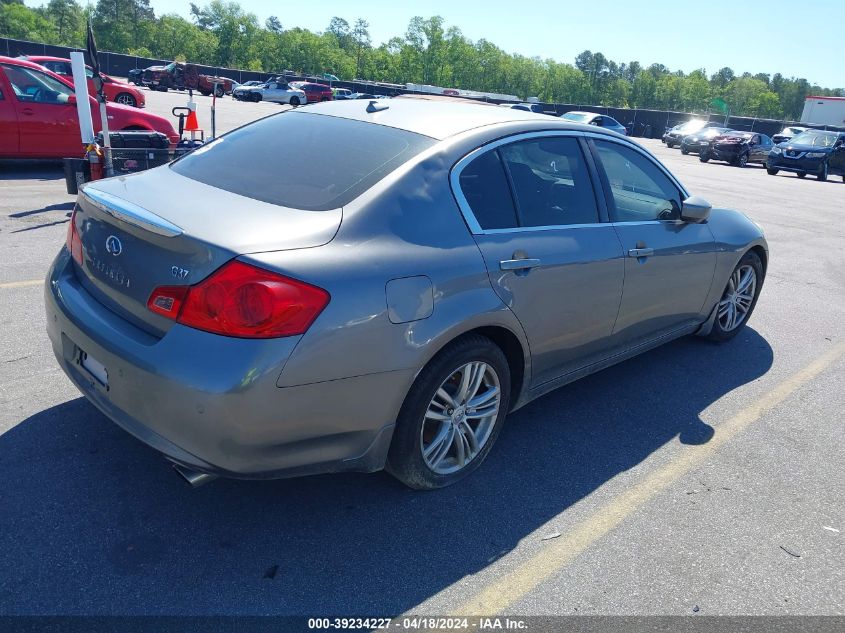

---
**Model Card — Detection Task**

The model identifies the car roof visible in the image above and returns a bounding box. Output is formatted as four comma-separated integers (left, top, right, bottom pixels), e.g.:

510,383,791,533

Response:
305,97,578,140
1,55,57,71
20,55,67,62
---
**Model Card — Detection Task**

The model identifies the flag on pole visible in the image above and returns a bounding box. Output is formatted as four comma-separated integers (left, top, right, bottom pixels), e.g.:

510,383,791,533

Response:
710,98,729,114
85,21,104,100
86,20,113,176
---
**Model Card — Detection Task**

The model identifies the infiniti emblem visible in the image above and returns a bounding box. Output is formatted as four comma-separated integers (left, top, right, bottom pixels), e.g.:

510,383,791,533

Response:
105,235,123,256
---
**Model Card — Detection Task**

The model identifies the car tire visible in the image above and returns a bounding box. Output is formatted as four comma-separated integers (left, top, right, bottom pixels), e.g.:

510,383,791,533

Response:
797,172,806,179
114,93,137,107
766,167,778,175
681,147,689,155
699,152,710,163
738,152,749,168
215,85,225,98
251,93,261,102
666,141,674,148
706,250,764,343
386,334,511,490
817,162,828,181
289,96,301,106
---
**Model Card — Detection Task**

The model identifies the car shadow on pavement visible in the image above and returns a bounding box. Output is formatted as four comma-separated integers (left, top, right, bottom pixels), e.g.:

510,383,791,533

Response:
0,161,65,182
0,328,772,615
10,202,75,219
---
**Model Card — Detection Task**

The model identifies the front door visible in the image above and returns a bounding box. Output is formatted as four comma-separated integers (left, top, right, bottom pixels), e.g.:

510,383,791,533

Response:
830,138,845,176
454,134,625,386
589,138,717,344
0,71,19,156
1,63,82,158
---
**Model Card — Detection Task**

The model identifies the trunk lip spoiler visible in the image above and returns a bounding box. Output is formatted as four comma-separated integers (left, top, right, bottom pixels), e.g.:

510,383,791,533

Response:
80,185,184,238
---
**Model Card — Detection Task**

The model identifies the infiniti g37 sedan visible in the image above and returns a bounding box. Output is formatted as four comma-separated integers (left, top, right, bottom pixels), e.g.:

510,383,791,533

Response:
46,98,768,489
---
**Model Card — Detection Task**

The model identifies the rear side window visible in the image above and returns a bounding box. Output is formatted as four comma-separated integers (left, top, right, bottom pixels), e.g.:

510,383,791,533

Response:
458,150,518,230
171,112,435,211
499,137,599,226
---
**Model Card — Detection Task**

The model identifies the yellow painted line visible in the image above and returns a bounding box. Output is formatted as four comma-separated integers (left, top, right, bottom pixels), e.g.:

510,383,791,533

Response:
453,339,845,616
0,279,43,290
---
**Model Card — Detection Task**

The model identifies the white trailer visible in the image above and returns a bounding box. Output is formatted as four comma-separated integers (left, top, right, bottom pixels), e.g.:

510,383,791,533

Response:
800,96,845,127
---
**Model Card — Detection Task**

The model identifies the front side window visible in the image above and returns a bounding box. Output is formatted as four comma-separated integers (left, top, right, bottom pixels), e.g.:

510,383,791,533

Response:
1,64,73,105
499,137,600,227
593,140,681,222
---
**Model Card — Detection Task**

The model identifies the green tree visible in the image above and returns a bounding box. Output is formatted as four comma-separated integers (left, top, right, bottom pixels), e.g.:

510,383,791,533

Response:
44,0,83,44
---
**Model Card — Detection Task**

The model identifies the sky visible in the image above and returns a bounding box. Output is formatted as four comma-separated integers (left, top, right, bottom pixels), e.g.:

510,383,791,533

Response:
28,0,844,88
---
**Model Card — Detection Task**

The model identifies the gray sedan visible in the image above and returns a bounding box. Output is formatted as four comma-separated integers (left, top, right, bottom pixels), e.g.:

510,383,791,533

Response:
46,98,767,489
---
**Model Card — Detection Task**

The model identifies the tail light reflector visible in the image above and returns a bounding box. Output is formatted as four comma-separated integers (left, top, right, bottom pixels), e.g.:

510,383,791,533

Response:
65,208,83,265
147,260,330,338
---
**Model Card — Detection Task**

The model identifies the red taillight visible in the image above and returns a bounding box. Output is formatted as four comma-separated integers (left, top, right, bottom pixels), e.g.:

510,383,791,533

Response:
147,260,330,338
65,209,83,265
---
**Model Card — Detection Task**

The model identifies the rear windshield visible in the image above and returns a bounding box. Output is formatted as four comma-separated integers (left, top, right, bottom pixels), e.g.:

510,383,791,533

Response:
561,112,592,123
171,111,435,210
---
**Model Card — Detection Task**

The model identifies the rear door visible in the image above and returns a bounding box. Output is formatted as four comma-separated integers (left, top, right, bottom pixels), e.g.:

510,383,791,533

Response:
0,70,20,156
589,137,716,344
1,62,81,158
453,132,625,386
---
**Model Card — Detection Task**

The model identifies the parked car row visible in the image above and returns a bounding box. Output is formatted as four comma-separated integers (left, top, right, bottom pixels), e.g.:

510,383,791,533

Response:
665,120,845,182
0,56,179,159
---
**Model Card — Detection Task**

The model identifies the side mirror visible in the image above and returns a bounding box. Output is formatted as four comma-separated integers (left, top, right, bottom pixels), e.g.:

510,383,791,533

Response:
681,195,711,223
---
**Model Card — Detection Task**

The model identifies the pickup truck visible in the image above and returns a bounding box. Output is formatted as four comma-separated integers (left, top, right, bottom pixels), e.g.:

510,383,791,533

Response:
141,62,234,97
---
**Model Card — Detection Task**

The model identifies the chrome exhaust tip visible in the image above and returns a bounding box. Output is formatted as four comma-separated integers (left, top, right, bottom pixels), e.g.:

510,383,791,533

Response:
172,463,218,487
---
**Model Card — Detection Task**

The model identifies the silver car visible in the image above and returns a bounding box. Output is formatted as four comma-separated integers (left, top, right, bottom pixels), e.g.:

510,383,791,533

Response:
46,98,767,489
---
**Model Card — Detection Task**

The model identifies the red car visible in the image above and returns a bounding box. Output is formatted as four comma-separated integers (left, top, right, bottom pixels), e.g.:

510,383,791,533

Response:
289,81,333,103
21,55,146,108
0,56,179,160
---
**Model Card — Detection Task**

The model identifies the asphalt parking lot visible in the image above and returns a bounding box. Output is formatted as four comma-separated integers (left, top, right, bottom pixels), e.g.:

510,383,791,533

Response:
0,89,843,620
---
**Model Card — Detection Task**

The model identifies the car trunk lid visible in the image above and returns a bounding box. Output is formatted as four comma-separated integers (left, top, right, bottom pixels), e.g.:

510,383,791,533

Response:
73,167,341,336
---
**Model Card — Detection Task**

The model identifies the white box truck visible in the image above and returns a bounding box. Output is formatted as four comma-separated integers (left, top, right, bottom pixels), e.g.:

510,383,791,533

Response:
800,96,845,127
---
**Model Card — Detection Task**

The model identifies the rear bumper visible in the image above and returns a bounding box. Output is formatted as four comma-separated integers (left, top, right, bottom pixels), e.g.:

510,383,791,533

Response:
45,249,407,479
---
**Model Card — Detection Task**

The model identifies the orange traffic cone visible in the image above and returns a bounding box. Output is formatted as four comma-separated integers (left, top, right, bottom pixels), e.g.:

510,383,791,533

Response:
185,109,199,132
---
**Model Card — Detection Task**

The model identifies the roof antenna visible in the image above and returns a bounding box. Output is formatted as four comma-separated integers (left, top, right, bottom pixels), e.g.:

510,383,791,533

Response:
366,100,389,113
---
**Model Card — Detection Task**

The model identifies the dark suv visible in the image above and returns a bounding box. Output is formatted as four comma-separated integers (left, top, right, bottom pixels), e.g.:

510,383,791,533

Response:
767,130,845,181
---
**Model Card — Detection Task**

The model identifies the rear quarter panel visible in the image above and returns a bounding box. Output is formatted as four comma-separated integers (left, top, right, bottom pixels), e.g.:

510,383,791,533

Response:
245,140,532,406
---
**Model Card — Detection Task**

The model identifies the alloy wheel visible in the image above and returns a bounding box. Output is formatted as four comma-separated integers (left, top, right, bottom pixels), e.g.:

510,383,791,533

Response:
717,265,757,332
115,93,136,107
420,361,501,475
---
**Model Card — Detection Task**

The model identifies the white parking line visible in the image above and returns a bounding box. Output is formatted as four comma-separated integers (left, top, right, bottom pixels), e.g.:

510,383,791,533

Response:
0,279,43,290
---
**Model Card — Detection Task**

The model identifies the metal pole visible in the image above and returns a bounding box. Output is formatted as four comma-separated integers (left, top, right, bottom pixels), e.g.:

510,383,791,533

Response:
211,82,217,140
97,93,114,177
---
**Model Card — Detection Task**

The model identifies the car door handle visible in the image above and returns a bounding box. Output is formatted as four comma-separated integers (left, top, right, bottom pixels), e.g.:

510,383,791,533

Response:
500,258,542,271
21,108,34,116
627,248,654,258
